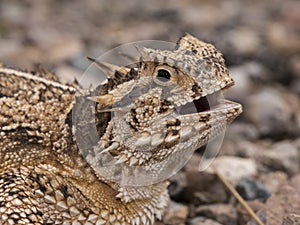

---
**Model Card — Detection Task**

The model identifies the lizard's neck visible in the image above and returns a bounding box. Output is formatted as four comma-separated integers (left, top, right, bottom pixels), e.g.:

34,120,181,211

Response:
56,138,170,224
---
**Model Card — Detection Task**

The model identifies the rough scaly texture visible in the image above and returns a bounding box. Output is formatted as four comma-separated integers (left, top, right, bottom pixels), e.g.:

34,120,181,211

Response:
0,34,242,225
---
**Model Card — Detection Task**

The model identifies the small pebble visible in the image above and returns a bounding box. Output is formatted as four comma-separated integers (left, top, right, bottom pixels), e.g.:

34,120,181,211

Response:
195,204,237,225
236,178,270,201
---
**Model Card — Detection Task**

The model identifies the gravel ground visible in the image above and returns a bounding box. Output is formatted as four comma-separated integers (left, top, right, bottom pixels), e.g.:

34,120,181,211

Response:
0,0,299,224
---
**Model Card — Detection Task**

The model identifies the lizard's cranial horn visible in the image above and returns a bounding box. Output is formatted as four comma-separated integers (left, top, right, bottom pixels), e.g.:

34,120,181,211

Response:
88,94,114,105
86,56,130,78
135,45,153,62
135,45,170,66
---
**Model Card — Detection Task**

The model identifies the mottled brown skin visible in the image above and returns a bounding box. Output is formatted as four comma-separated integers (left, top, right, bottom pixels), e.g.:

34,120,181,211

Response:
0,34,242,225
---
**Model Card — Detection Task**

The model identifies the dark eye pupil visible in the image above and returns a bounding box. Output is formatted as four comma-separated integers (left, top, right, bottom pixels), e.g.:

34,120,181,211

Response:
157,69,171,82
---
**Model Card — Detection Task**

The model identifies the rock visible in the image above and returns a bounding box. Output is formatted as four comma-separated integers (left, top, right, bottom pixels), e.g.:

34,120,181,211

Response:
260,141,299,175
184,153,202,172
181,154,228,205
226,62,267,104
236,178,270,201
259,172,289,194
236,201,265,225
291,79,300,96
227,27,261,55
162,201,188,225
168,171,187,201
188,217,223,225
195,204,237,225
222,139,271,164
225,122,260,142
267,23,300,54
291,174,300,195
182,171,228,205
290,55,300,79
265,185,300,225
226,64,251,104
234,139,267,158
245,87,300,138
234,140,299,176
247,210,267,225
207,156,258,184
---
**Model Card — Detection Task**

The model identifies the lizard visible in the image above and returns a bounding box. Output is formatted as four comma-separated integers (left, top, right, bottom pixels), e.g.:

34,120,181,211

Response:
0,33,242,225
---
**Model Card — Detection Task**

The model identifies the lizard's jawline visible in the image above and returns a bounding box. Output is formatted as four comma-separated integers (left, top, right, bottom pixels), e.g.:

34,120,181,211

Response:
177,91,221,115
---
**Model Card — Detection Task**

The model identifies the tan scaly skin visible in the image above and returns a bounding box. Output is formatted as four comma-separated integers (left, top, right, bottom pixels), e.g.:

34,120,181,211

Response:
0,34,242,225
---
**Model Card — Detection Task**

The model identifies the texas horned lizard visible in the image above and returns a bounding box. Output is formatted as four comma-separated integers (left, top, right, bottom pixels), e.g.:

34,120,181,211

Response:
0,34,242,225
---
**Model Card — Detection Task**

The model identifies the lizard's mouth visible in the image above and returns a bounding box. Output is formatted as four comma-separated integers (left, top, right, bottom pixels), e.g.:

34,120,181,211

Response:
177,91,223,115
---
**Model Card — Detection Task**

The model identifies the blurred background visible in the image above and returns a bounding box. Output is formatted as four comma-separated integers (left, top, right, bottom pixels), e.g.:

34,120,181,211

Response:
0,0,299,224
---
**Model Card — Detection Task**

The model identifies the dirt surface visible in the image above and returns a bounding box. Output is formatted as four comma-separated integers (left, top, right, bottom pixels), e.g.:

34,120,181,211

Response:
0,0,299,224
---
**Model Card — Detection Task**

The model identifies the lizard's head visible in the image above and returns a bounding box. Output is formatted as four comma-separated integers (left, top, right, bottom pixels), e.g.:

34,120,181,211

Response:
73,34,242,185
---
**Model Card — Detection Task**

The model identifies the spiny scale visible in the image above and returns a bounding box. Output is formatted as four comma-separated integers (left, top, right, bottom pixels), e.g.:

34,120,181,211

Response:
0,33,242,224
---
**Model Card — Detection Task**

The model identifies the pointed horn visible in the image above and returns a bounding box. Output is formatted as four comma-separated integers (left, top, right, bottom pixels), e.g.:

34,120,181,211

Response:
86,56,118,77
115,155,128,164
88,94,114,105
135,45,148,57
135,45,154,68
135,45,164,64
101,142,120,154
86,56,131,78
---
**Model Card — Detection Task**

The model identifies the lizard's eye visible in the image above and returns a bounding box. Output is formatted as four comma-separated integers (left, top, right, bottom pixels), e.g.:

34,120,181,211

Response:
157,69,171,82
153,68,173,86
